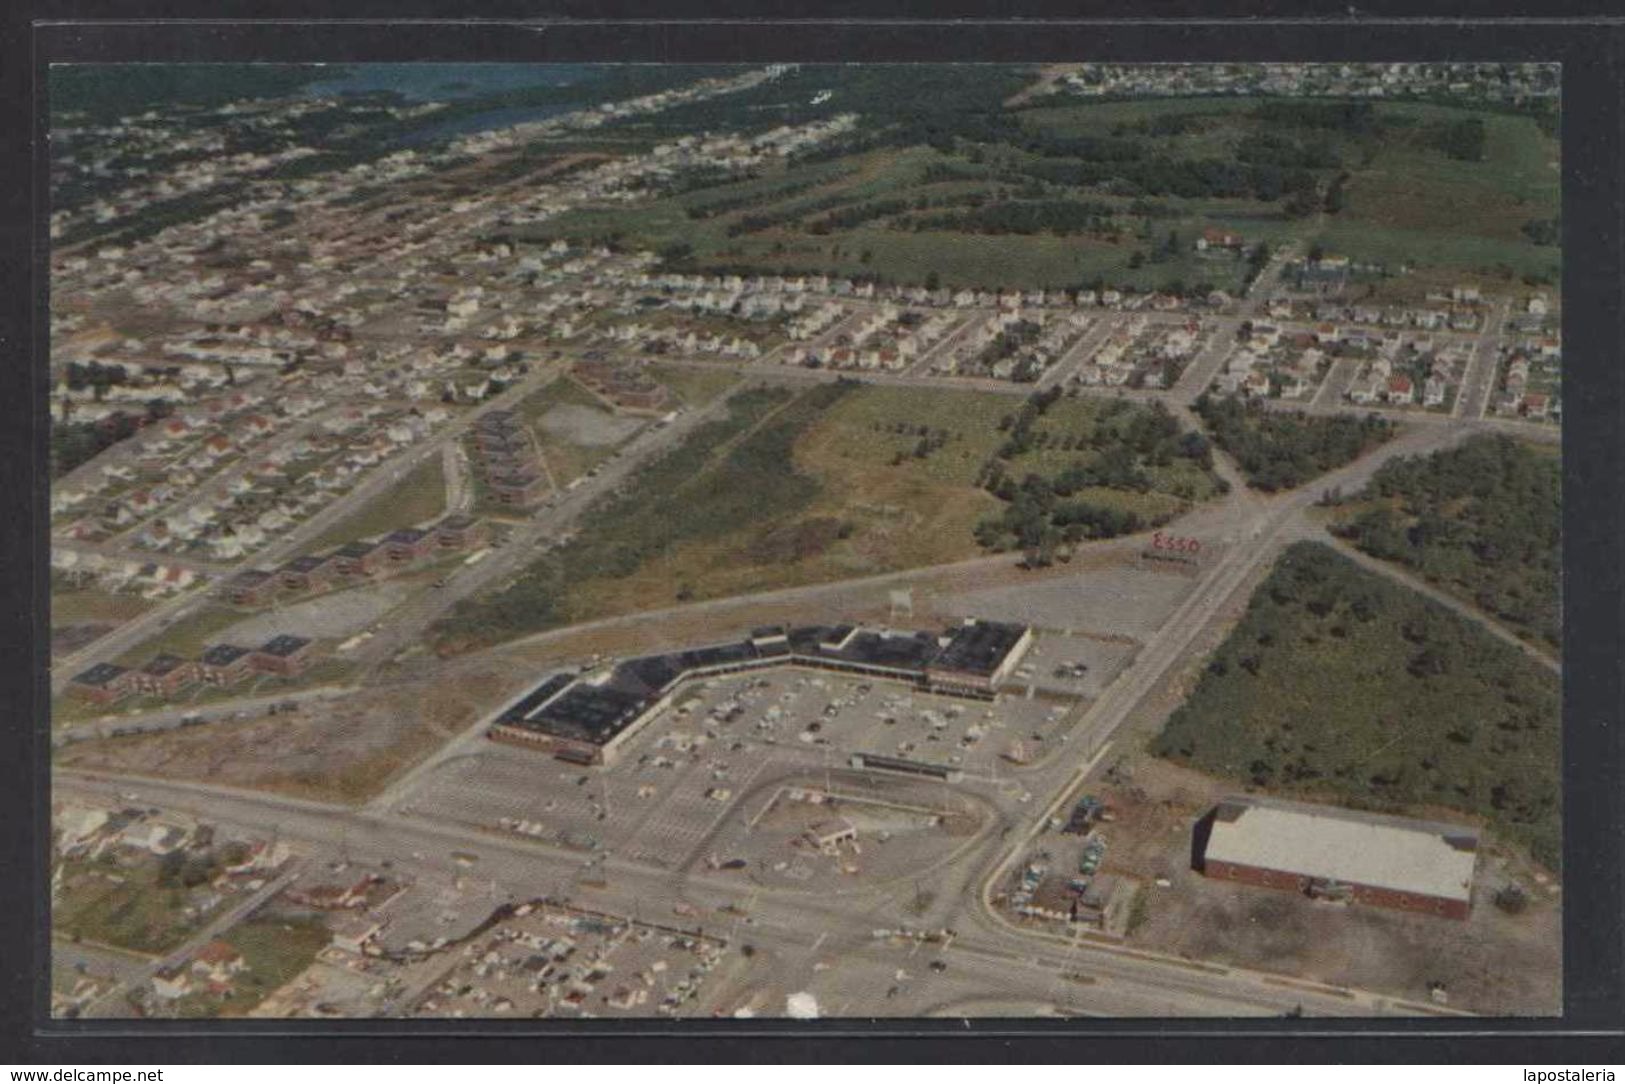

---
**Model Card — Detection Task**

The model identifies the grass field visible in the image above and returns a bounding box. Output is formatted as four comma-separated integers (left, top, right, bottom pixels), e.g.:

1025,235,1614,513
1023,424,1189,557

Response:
306,455,448,550
432,381,1220,652
111,604,244,668
53,855,206,956
646,362,745,407
1153,541,1561,869
52,586,155,628
519,90,1557,291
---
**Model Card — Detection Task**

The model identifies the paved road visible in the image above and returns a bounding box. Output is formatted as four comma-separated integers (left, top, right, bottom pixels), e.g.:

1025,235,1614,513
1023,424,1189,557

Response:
52,770,1432,1018
1457,295,1514,420
50,420,1497,1021
53,682,357,747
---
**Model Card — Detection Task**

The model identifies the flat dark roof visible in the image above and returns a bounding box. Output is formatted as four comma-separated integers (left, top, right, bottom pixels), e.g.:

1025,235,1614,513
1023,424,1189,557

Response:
514,683,651,746
260,634,313,658
72,662,127,687
438,515,478,531
852,752,957,779
200,644,252,667
282,554,328,574
334,540,380,558
232,569,275,584
386,527,428,544
495,619,1031,751
141,654,189,677
931,619,1029,677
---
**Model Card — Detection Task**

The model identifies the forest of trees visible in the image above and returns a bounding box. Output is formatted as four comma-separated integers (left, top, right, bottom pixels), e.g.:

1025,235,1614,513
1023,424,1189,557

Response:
1194,393,1395,492
1332,435,1560,649
1153,541,1561,869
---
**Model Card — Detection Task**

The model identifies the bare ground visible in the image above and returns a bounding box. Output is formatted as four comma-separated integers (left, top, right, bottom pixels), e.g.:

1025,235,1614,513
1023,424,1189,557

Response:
54,657,528,805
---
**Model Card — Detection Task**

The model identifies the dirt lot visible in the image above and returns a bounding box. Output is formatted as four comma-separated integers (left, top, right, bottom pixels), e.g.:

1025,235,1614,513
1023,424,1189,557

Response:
54,657,531,805
1065,754,1562,1016
538,403,645,447
54,624,114,659
221,581,421,644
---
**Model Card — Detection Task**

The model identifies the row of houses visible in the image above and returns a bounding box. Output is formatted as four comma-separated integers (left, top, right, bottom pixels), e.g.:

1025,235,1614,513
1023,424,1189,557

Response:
469,410,549,509
1078,317,1200,391
223,514,489,607
67,633,317,706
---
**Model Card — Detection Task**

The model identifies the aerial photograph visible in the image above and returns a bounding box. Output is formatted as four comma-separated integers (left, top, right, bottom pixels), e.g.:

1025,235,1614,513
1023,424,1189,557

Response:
47,61,1562,1021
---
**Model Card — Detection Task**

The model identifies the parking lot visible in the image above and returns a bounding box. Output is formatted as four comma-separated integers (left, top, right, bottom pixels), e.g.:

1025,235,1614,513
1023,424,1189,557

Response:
699,772,994,895
399,665,1088,874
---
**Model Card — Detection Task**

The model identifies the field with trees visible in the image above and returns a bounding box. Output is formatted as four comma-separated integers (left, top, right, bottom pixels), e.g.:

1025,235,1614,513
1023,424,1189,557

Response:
1193,393,1395,492
431,380,1224,652
1153,541,1561,869
511,76,1557,292
432,384,822,651
1330,435,1560,650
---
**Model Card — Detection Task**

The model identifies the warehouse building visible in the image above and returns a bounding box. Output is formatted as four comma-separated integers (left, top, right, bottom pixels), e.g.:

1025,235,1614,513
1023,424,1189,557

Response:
1195,795,1479,920
489,618,1032,765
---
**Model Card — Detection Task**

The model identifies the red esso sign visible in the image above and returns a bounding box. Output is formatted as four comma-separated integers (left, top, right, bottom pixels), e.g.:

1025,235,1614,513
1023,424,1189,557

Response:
1152,532,1201,554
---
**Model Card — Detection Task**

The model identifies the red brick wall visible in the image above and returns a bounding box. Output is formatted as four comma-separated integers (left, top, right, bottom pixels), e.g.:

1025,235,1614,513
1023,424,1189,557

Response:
1202,859,1469,920
251,652,308,676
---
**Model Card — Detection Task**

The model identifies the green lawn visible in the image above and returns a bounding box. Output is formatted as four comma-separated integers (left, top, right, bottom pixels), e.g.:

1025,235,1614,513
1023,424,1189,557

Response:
1153,541,1561,869
646,363,745,407
111,604,244,668
53,856,206,956
306,455,448,551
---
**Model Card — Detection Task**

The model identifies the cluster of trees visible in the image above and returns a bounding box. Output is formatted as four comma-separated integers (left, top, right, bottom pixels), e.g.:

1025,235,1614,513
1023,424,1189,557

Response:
157,839,251,890
883,421,955,465
62,361,132,394
51,405,171,479
973,398,1215,560
973,475,1156,563
990,385,1066,458
1333,435,1560,648
807,196,914,234
1194,393,1394,492
728,189,875,236
1153,541,1561,869
1008,152,1324,207
1111,111,1216,138
683,172,839,220
909,198,1120,237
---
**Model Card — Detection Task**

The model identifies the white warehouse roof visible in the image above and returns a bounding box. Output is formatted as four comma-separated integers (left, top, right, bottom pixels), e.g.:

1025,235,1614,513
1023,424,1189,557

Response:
1203,795,1478,904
